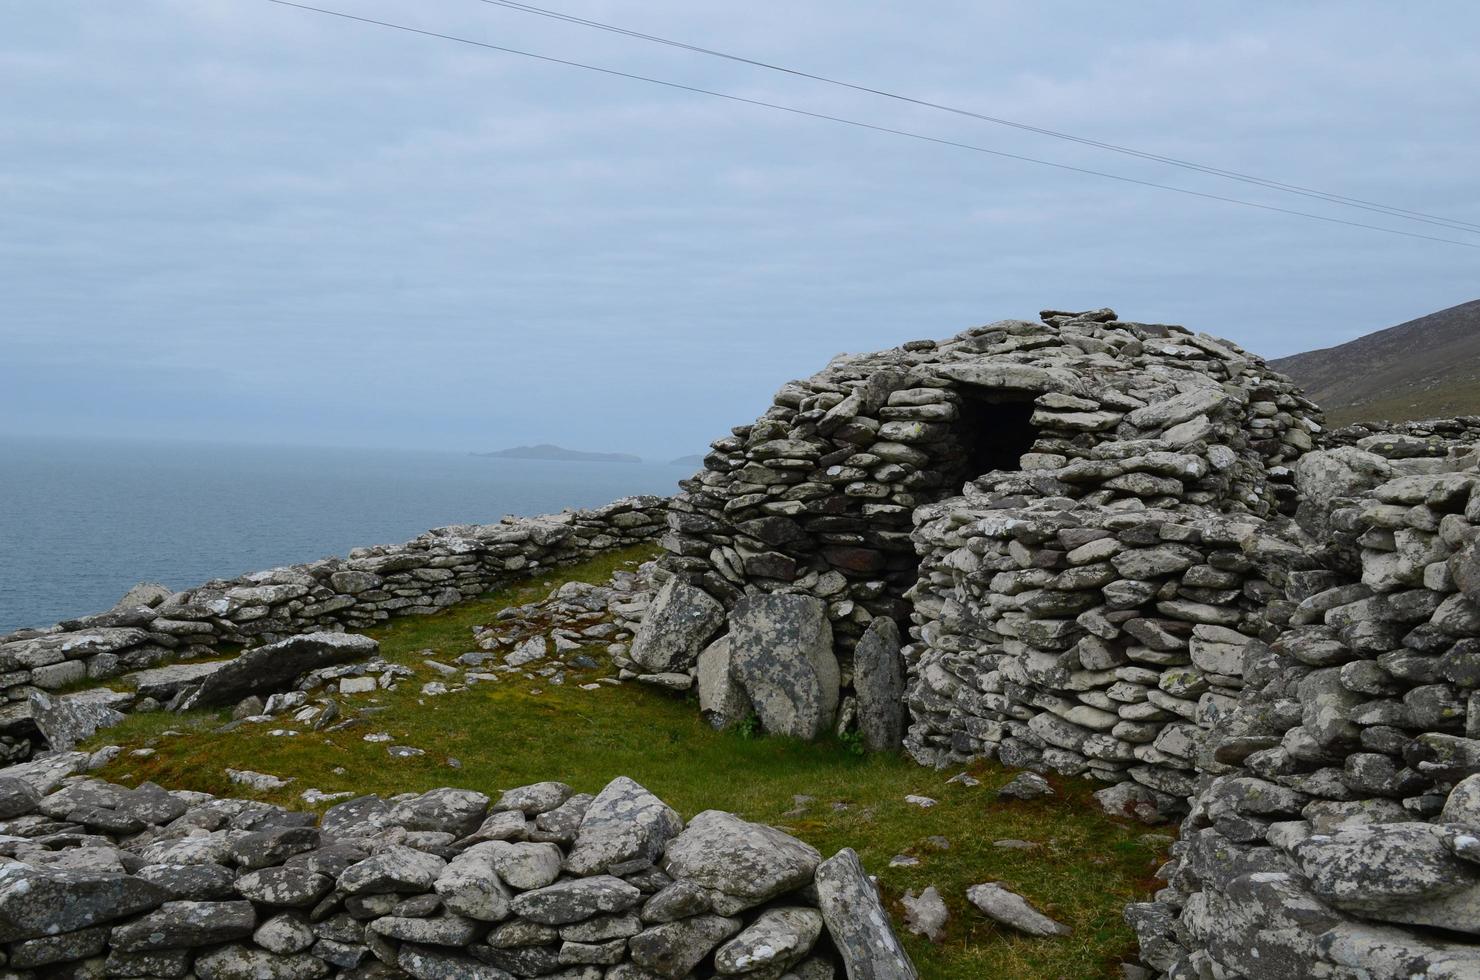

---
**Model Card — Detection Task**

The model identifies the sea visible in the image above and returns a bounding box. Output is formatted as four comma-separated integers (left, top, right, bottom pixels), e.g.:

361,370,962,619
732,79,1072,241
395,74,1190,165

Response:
0,436,684,635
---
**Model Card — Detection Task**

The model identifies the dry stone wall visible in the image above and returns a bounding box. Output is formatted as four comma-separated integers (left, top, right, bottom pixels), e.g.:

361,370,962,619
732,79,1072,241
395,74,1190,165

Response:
1126,427,1480,978
0,497,666,760
0,757,911,979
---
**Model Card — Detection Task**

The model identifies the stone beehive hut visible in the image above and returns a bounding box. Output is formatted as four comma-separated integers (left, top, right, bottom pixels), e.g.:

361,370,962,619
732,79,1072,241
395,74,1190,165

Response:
655,308,1322,808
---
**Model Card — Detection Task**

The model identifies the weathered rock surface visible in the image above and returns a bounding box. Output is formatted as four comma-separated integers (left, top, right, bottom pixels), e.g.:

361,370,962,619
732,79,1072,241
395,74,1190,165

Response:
27,688,128,750
564,776,683,876
728,595,839,740
853,617,906,752
629,580,724,673
662,810,821,913
815,849,918,979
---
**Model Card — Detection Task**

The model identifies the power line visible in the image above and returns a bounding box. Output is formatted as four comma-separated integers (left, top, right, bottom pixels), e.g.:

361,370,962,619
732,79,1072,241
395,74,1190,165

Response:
473,0,1480,236
259,0,1480,250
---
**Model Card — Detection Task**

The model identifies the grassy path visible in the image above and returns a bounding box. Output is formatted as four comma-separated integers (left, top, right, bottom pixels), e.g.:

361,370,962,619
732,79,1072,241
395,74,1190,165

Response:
92,545,1166,978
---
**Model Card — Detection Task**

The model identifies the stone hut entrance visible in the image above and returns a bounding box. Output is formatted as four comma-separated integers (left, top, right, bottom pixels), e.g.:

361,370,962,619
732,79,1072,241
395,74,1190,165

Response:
949,388,1039,483
661,369,1046,661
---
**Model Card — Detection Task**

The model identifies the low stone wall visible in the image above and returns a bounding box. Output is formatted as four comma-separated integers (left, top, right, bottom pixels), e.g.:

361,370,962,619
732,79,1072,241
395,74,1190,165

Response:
0,759,911,979
1126,428,1480,977
906,500,1301,816
0,497,667,757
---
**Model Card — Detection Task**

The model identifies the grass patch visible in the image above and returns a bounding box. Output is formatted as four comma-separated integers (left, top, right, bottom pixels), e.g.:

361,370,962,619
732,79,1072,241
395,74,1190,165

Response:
90,543,1166,979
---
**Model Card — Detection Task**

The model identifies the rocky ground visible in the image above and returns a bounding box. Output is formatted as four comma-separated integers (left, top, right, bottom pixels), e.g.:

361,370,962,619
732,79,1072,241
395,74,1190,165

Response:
50,547,1168,978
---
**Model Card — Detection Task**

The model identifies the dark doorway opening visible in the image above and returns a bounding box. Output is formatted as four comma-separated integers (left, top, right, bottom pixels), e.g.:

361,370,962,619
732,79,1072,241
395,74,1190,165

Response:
953,390,1039,479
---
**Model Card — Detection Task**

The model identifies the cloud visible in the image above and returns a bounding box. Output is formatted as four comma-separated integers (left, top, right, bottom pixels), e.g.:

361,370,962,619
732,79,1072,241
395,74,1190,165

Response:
1,0,1477,457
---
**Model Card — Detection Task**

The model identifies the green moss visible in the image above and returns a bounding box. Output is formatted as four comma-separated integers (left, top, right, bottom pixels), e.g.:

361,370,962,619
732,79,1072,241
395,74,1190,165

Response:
90,542,1165,979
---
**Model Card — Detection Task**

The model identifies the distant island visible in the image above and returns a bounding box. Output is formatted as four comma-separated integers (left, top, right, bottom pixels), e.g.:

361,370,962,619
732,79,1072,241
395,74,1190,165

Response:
477,443,642,463
669,454,705,467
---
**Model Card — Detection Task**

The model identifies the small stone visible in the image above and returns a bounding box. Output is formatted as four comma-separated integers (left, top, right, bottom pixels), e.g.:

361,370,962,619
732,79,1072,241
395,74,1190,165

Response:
966,882,1071,937
997,772,1054,801
900,886,949,942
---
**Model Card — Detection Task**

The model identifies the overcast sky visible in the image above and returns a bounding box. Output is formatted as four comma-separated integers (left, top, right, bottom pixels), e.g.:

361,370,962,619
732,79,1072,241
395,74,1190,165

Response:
3,1,1476,458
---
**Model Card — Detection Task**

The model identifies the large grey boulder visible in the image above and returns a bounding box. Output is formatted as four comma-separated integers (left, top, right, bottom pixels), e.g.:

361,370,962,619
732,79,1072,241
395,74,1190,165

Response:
27,688,128,751
0,864,168,942
0,749,88,795
1175,871,1340,980
180,632,378,709
1125,387,1230,431
234,867,333,907
492,781,574,816
662,810,820,914
629,580,724,673
852,618,905,752
814,848,918,979
564,776,683,876
727,594,839,740
369,912,482,945
8,924,111,969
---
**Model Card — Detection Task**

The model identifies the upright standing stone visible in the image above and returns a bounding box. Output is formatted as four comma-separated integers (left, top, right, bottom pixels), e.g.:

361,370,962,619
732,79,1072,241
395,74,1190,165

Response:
852,618,905,752
696,636,751,730
629,580,725,673
727,595,839,740
814,849,918,980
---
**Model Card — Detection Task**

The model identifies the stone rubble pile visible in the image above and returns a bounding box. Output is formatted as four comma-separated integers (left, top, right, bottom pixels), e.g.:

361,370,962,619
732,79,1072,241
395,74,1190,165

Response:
0,761,914,979
1126,429,1480,977
0,499,665,760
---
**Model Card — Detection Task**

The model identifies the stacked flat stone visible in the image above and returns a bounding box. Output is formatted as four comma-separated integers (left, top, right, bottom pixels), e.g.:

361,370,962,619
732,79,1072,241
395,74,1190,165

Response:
1127,428,1480,978
656,308,1318,758
0,761,913,979
0,498,665,761
907,501,1302,814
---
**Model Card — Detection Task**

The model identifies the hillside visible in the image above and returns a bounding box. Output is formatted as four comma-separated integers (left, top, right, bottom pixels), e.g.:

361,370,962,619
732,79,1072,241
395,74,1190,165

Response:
1270,299,1480,425
478,443,641,463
